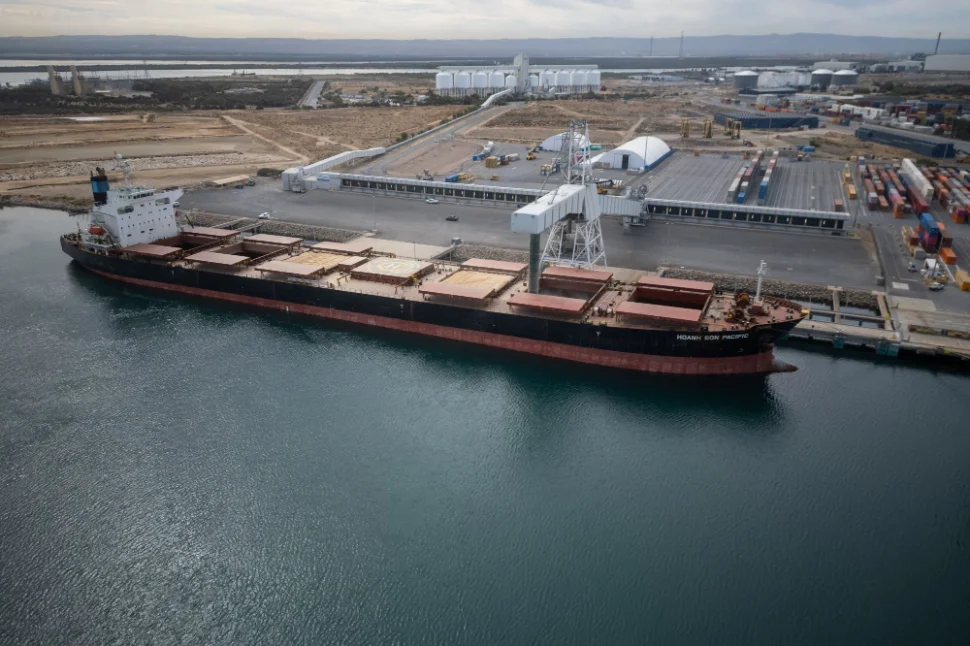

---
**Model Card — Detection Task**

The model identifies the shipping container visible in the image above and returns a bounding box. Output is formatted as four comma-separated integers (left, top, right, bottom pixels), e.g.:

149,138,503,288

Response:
940,248,957,265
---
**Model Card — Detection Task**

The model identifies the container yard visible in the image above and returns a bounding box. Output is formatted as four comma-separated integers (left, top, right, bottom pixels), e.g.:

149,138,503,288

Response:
644,152,859,217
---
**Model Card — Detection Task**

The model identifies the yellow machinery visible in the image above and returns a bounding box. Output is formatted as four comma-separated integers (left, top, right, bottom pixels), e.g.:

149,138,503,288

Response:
680,119,690,138
733,121,742,139
526,153,537,161
703,120,713,138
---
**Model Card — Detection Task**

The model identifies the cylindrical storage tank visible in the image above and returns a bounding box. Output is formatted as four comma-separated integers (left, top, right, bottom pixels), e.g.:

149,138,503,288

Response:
541,70,556,88
454,71,471,95
733,70,759,90
505,74,517,89
435,72,453,94
555,70,572,88
587,70,601,92
472,71,488,91
529,73,540,88
489,71,505,89
831,70,859,87
570,70,587,92
811,69,833,88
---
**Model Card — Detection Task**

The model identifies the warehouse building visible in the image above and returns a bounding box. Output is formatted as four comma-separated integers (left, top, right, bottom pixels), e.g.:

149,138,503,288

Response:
855,125,956,158
714,111,819,129
924,54,970,72
590,136,672,171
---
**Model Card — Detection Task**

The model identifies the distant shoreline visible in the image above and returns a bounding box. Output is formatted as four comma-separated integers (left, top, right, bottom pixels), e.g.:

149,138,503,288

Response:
0,56,821,74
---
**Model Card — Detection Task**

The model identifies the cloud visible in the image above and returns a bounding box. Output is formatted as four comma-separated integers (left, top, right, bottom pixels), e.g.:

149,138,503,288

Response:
0,0,966,38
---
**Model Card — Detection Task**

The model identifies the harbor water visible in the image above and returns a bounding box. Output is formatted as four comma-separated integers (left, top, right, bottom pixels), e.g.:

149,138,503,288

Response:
1,207,969,644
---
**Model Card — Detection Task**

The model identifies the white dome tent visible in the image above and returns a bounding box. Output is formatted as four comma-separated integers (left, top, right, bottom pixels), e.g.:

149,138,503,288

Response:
538,131,590,152
590,136,672,171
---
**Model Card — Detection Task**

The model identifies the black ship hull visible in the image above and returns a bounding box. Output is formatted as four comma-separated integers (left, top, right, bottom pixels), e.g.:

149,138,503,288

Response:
62,238,801,375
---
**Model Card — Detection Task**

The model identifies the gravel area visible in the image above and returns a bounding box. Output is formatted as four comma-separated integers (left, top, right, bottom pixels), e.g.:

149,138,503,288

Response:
661,267,878,310
185,211,363,243
0,153,288,183
443,243,530,264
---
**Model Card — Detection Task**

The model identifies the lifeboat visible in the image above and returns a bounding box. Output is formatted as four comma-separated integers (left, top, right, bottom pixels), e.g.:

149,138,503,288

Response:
88,224,105,236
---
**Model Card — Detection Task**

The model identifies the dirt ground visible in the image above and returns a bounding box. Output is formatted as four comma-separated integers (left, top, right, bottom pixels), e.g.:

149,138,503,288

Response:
239,105,465,159
467,96,713,146
0,104,474,199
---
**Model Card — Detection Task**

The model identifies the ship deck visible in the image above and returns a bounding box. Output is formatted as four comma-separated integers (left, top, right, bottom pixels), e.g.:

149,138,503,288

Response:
144,240,802,333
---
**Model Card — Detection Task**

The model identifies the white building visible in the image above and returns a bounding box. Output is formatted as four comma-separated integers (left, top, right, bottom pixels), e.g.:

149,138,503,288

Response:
539,131,590,152
924,54,970,72
435,54,598,97
813,60,857,71
590,137,672,171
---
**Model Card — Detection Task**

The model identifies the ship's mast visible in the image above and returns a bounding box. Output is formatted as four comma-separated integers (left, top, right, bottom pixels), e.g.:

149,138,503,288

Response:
755,259,767,301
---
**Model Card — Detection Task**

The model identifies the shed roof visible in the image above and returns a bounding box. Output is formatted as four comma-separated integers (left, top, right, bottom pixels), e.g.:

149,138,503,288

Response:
255,260,327,277
187,226,239,239
311,239,374,255
419,282,493,301
637,275,714,293
616,302,702,324
542,266,613,284
122,243,182,258
246,234,303,246
184,251,248,267
508,292,586,316
461,258,528,274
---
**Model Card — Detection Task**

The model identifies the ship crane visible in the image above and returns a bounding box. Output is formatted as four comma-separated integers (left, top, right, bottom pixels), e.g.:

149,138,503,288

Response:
510,120,607,293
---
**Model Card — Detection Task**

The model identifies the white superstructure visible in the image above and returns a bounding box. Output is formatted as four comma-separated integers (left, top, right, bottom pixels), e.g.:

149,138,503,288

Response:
91,161,182,246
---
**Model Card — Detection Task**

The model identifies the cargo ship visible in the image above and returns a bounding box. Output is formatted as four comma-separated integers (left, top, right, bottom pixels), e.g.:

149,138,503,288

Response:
62,169,805,375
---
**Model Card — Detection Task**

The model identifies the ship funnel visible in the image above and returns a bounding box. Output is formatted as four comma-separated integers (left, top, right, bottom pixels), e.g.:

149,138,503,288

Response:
91,167,109,205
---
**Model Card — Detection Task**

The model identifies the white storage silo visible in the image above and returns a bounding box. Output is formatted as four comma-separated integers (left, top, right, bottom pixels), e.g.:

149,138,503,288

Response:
555,70,572,89
570,70,587,93
733,70,759,90
505,74,517,89
811,69,833,88
472,71,488,93
489,71,505,89
435,72,453,96
587,70,601,92
454,71,471,96
831,69,859,87
541,70,556,88
529,74,539,89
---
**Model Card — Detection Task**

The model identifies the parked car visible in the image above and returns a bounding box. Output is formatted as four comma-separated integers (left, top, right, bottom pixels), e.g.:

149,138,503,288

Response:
173,201,180,208
234,184,245,189
258,212,271,220
928,281,944,291
446,214,459,222
426,198,439,204
246,179,256,186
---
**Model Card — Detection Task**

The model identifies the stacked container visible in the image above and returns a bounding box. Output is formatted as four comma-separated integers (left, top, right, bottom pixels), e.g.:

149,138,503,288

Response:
757,151,779,205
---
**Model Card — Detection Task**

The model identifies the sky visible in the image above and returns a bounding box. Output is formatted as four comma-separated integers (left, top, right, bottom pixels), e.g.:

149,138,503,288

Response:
0,0,964,39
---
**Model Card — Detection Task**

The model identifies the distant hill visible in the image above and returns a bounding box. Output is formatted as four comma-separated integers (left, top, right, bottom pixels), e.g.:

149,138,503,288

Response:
2,34,969,60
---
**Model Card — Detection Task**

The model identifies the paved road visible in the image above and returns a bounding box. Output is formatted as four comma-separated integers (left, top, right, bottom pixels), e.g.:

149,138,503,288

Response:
299,80,326,109
181,181,877,288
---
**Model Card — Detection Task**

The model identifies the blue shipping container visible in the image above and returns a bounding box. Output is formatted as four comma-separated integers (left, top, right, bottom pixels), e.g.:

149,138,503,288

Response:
736,192,746,204
445,174,460,183
803,146,816,153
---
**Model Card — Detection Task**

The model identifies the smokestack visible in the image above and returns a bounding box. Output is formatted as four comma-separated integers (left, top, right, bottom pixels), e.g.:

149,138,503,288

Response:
70,65,84,95
679,31,684,58
48,66,63,96
90,167,109,206
935,32,942,55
